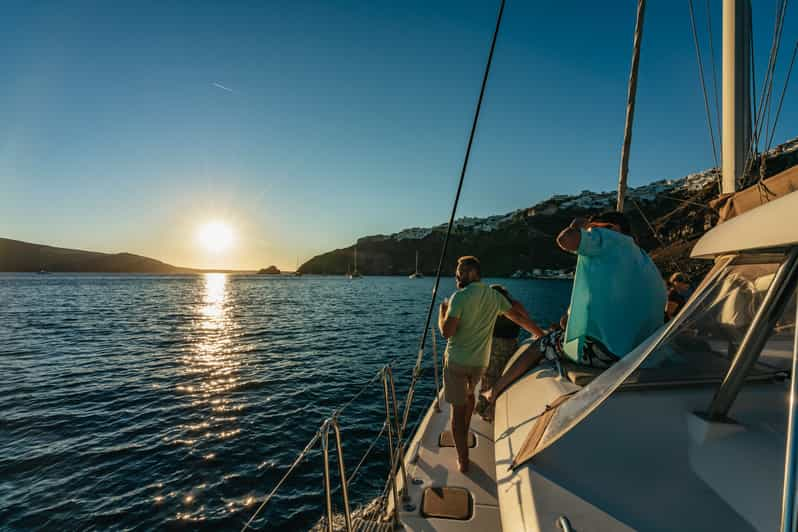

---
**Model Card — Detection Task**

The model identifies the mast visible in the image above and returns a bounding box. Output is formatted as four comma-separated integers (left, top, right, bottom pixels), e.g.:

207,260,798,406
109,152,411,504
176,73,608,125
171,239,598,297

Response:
616,0,646,212
721,0,752,194
415,250,419,273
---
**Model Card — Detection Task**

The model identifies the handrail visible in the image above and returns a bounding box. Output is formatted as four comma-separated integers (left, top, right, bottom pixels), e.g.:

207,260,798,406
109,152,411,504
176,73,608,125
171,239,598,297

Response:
320,421,334,532
242,362,395,531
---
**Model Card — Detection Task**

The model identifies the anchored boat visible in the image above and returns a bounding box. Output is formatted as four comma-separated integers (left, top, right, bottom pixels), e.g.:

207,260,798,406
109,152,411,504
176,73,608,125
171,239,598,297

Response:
409,251,424,279
349,247,363,279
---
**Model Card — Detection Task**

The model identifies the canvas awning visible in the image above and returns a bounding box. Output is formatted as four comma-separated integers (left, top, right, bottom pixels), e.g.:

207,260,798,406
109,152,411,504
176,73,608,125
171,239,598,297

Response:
711,164,798,222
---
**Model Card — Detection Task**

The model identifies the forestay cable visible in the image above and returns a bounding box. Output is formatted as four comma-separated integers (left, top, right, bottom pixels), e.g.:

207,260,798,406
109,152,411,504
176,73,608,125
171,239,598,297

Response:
403,0,507,429
688,0,721,186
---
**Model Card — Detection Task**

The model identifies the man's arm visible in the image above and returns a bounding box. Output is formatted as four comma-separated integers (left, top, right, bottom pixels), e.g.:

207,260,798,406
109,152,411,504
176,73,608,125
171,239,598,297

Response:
503,301,545,338
438,301,460,338
556,218,586,253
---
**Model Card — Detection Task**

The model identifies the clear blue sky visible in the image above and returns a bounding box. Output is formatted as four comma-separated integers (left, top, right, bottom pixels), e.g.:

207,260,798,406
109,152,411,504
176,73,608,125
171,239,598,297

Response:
1,1,796,270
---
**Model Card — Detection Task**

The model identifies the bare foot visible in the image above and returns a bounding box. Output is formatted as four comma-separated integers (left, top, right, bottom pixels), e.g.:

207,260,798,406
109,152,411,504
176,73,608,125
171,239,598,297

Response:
457,457,469,473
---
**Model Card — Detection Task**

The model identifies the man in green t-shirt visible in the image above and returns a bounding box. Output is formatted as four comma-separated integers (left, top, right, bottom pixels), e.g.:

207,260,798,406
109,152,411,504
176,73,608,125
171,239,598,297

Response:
438,256,544,473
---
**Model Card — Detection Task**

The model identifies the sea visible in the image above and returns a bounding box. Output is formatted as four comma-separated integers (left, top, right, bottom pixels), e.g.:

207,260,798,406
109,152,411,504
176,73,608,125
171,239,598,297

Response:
0,273,572,531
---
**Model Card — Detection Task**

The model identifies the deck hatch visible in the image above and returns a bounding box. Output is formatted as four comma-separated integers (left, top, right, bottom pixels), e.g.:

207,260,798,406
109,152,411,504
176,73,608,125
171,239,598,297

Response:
420,487,473,520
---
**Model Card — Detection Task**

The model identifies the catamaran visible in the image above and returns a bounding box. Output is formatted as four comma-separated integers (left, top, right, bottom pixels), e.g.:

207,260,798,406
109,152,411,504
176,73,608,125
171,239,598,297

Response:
243,1,798,530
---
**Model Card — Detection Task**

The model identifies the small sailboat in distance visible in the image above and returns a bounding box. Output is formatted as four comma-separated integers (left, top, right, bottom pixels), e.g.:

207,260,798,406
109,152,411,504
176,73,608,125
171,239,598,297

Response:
348,247,362,279
408,250,424,279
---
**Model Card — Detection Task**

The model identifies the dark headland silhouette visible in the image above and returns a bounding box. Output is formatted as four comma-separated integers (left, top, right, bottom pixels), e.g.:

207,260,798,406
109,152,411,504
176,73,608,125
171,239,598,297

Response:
0,238,246,274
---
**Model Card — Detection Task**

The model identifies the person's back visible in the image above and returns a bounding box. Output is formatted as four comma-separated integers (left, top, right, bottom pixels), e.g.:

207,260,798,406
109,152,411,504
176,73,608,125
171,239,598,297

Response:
562,217,666,364
482,213,666,410
446,281,510,368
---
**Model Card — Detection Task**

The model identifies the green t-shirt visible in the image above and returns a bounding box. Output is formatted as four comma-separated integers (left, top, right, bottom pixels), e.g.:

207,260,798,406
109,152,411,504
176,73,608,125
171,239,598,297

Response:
444,281,513,368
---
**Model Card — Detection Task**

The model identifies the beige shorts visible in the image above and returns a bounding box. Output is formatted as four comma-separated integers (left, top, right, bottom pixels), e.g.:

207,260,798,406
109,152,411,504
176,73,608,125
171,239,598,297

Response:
443,361,485,407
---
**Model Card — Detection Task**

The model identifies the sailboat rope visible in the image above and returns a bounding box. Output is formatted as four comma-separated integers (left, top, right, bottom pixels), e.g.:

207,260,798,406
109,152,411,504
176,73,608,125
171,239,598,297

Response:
400,0,506,436
688,0,721,183
766,39,797,151
705,0,723,155
241,430,323,531
749,0,790,166
758,0,790,145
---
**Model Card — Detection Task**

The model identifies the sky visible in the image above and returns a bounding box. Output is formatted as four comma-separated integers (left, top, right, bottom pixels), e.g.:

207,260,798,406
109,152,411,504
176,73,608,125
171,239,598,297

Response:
1,1,796,270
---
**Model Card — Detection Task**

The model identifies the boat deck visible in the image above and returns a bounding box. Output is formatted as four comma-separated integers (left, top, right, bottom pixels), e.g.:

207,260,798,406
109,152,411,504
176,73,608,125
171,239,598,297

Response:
397,392,503,531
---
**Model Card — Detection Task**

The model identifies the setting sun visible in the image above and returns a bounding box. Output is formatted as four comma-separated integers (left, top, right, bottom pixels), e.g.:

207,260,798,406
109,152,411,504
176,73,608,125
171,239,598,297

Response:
197,221,235,253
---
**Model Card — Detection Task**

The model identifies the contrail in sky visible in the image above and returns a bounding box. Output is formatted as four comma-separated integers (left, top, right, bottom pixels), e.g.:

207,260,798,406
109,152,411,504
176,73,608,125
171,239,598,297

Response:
212,82,235,93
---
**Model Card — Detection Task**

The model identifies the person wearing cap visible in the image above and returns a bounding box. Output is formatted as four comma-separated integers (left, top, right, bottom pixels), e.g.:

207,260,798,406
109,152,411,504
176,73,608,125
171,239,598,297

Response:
665,272,692,321
483,211,666,404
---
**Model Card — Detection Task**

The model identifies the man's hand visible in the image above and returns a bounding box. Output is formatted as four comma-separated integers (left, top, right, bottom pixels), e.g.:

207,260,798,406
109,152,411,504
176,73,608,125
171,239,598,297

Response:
504,302,545,339
556,217,587,253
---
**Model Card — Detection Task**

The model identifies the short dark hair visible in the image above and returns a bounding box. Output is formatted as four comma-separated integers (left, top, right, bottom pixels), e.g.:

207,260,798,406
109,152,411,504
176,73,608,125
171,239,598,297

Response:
457,255,481,276
589,211,632,236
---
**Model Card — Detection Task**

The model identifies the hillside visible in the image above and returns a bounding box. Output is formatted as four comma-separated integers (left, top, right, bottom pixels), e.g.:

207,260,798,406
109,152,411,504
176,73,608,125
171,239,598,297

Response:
0,238,196,273
300,137,798,278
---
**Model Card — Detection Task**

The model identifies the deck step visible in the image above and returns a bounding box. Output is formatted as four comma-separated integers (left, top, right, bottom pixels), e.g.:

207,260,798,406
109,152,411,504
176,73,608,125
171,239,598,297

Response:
438,430,476,448
420,487,473,520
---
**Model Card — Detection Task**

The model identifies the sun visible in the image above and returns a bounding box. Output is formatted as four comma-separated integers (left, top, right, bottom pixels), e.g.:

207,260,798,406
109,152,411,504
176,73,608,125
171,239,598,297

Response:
197,221,235,253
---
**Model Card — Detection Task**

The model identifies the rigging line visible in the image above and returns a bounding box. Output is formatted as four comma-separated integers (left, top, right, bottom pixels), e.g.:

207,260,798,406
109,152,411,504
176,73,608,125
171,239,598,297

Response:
754,0,789,151
333,365,387,419
346,421,388,489
406,0,506,419
688,0,721,182
705,0,723,148
241,431,322,531
658,192,716,210
628,196,682,273
629,196,666,249
747,11,759,173
767,40,798,150
763,0,789,144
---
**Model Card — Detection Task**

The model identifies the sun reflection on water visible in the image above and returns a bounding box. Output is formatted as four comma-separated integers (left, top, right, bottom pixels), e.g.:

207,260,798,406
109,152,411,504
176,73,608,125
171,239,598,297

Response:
200,273,227,325
169,273,248,517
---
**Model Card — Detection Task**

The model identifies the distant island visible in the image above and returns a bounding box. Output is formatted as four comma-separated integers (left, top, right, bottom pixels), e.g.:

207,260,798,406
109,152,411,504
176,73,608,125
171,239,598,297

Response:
257,265,281,275
0,238,246,274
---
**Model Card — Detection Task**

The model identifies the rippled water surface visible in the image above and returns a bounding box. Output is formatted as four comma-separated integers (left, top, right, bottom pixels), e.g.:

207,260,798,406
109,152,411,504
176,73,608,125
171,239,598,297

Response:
0,274,571,530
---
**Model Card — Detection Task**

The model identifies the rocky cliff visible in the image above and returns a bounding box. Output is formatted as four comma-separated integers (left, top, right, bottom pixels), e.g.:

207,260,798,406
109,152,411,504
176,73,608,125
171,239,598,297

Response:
300,137,798,278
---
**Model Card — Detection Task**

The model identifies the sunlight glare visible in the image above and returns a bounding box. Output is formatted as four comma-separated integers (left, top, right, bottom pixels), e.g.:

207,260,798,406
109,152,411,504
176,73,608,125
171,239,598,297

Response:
197,221,235,253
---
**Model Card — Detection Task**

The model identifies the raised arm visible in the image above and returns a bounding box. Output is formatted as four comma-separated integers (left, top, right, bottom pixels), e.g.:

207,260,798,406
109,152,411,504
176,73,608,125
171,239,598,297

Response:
503,301,545,338
556,218,586,253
